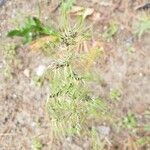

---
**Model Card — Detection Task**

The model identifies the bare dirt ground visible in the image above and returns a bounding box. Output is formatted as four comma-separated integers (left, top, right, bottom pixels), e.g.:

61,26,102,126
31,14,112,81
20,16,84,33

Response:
0,0,150,150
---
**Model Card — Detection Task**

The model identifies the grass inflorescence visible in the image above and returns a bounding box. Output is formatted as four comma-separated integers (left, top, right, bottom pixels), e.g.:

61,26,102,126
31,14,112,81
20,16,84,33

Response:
7,0,115,148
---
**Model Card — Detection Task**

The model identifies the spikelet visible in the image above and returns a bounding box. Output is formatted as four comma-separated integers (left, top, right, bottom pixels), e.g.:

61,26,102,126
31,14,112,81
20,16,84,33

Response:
74,41,104,71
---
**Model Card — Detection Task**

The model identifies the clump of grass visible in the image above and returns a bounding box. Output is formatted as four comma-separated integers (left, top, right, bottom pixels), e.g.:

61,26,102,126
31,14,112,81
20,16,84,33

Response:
103,21,118,41
46,61,109,137
127,45,135,55
60,0,76,27
90,127,106,150
44,1,110,137
3,44,20,79
121,112,137,131
136,137,150,147
7,0,110,143
133,13,150,39
110,89,121,101
32,137,43,150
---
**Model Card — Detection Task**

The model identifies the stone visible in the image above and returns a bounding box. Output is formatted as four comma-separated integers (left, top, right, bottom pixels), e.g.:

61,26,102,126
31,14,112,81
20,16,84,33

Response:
97,126,110,137
23,69,30,78
35,65,46,77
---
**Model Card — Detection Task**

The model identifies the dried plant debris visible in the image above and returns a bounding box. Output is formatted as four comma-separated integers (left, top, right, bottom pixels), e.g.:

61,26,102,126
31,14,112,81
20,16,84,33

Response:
136,3,150,11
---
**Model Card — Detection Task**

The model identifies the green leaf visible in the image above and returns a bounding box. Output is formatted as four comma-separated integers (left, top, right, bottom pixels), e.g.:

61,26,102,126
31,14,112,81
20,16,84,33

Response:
7,30,23,37
42,26,59,36
33,17,42,26
7,16,59,44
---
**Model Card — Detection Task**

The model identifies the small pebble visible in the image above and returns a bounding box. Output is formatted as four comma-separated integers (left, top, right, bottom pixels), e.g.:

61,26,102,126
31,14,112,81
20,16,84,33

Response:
44,16,48,20
126,36,134,45
31,122,36,128
35,65,46,77
97,126,110,137
139,73,143,77
12,94,17,98
23,69,30,78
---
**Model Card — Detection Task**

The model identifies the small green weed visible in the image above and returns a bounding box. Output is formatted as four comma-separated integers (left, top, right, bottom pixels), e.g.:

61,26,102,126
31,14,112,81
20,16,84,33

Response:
32,137,43,150
8,16,58,44
133,13,150,39
32,75,45,87
103,21,118,41
136,137,150,147
127,45,135,55
110,89,121,101
121,112,137,131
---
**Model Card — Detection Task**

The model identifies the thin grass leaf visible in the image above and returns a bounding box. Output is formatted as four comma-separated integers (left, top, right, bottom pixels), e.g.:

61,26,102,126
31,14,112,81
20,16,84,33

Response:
7,29,24,37
134,14,150,39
